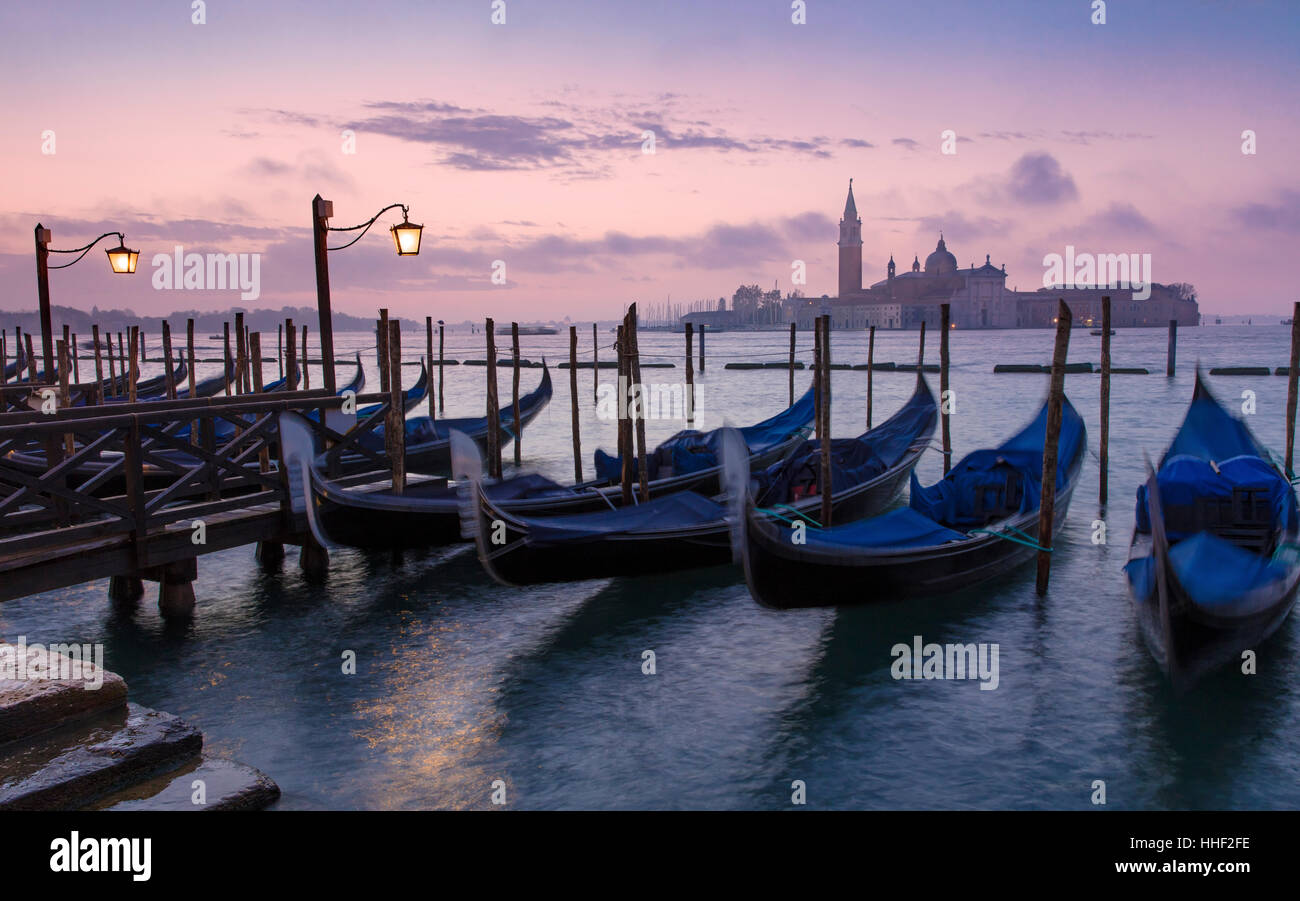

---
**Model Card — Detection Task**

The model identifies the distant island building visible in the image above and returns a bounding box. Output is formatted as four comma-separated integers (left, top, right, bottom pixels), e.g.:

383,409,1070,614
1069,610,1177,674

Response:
682,181,1200,330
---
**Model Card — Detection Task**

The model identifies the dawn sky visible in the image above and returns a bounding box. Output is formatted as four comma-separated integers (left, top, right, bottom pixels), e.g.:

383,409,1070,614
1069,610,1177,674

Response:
1,0,1296,320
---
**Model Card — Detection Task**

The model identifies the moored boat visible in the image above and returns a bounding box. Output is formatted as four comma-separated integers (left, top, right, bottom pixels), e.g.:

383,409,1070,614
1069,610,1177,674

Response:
1123,374,1300,688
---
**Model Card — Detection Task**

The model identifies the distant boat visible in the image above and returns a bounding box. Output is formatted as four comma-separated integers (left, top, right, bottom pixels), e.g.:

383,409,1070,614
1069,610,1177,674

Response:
1283,318,1293,326
515,326,558,336
1091,329,1116,336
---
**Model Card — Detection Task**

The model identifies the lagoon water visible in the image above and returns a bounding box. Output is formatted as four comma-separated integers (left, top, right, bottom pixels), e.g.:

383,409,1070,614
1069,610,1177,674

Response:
4,324,1299,810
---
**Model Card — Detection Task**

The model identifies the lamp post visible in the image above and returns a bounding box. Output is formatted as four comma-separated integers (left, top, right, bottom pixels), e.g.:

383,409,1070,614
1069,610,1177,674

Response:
34,224,138,378
312,195,422,393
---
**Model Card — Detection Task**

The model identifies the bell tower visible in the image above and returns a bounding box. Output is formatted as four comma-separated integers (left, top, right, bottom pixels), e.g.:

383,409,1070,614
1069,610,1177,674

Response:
838,179,862,297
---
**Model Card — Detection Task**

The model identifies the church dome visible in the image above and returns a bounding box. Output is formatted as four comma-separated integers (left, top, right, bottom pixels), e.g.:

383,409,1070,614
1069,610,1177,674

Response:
924,236,957,274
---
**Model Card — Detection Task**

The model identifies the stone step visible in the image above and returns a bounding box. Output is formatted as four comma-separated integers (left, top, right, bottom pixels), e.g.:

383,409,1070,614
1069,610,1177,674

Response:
0,647,128,743
0,703,202,811
89,755,280,811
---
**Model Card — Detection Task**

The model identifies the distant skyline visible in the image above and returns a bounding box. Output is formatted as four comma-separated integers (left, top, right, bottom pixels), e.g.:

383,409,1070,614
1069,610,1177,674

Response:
1,0,1297,320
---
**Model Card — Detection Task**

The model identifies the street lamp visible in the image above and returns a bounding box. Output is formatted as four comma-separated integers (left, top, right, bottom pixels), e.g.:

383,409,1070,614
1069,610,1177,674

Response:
34,224,139,378
311,195,422,393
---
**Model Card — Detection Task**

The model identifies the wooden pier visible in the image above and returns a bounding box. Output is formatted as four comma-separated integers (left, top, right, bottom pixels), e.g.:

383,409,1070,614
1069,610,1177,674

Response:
0,386,398,613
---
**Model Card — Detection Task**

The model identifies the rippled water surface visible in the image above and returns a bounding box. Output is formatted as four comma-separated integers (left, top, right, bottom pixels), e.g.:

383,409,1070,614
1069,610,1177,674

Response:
5,324,1299,809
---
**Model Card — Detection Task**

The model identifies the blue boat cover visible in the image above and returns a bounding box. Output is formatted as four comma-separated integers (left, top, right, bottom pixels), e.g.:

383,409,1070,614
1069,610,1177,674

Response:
525,491,726,545
593,385,816,483
1125,531,1290,616
362,368,550,449
754,381,936,504
1161,380,1269,467
909,396,1085,528
1134,454,1297,538
769,394,1085,551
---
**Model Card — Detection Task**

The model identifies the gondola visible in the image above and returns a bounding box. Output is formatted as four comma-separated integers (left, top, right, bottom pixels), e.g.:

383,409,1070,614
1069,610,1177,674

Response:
326,362,550,477
465,378,939,586
280,379,816,550
1123,373,1300,688
731,390,1087,609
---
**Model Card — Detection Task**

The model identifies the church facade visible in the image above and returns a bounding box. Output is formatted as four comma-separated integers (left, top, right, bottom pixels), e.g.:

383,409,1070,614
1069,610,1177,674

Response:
791,181,1200,330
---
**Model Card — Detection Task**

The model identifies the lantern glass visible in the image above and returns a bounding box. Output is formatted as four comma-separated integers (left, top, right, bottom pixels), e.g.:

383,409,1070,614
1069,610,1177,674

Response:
106,243,139,274
391,220,423,256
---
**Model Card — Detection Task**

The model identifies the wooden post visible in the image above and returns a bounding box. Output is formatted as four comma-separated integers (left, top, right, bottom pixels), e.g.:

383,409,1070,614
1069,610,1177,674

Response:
161,321,176,399
277,323,284,379
127,327,139,404
234,312,248,394
866,325,875,429
301,325,310,389
592,322,599,406
939,304,951,475
438,321,446,414
1036,300,1073,595
1166,319,1177,377
813,316,823,440
92,325,105,403
104,328,117,398
187,319,198,444
1100,296,1112,503
57,339,73,456
628,304,649,501
511,322,522,466
485,319,501,479
70,331,80,385
25,333,39,382
387,320,406,494
917,319,927,369
426,316,435,420
618,322,633,505
569,325,583,482
283,318,295,389
35,225,54,378
222,323,233,396
698,323,705,373
0,332,6,386
820,316,833,528
312,194,338,394
1286,301,1300,476
284,319,297,397
685,322,695,427
378,309,390,393
787,322,797,407
250,334,270,474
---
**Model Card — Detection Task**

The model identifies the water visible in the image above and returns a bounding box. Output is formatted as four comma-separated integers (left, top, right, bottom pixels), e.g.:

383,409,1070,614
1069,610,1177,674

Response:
5,325,1300,810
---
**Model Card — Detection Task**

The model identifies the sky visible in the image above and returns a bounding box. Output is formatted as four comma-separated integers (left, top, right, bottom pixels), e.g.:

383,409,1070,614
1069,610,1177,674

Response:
0,0,1296,321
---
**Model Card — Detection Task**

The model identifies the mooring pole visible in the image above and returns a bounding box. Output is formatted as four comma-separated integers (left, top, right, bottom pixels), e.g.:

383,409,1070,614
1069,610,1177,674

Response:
162,321,176,400
105,328,117,398
378,309,390,394
1100,296,1112,504
618,322,633,505
222,323,233,396
788,322,797,407
26,333,39,382
301,325,310,389
820,315,833,529
91,325,105,403
387,320,406,494
866,324,875,429
250,334,270,474
940,304,951,475
698,323,705,373
234,312,247,394
1166,319,1177,377
917,318,927,369
485,318,501,479
592,322,599,406
426,316,435,420
438,321,445,414
569,325,582,482
685,322,695,427
312,194,338,394
284,320,297,398
277,323,284,379
128,327,139,404
813,316,823,440
1036,300,1073,595
629,303,649,501
511,322,522,466
1286,301,1300,477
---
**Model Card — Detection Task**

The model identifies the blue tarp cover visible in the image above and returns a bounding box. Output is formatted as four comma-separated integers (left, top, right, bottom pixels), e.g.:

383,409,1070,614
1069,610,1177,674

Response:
525,491,726,545
754,382,936,505
1134,454,1297,538
1125,531,1290,616
786,395,1085,552
593,385,815,483
1161,383,1269,466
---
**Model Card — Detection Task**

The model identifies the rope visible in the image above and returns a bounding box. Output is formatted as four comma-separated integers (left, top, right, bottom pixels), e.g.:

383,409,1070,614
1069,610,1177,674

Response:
760,503,822,528
969,525,1051,552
